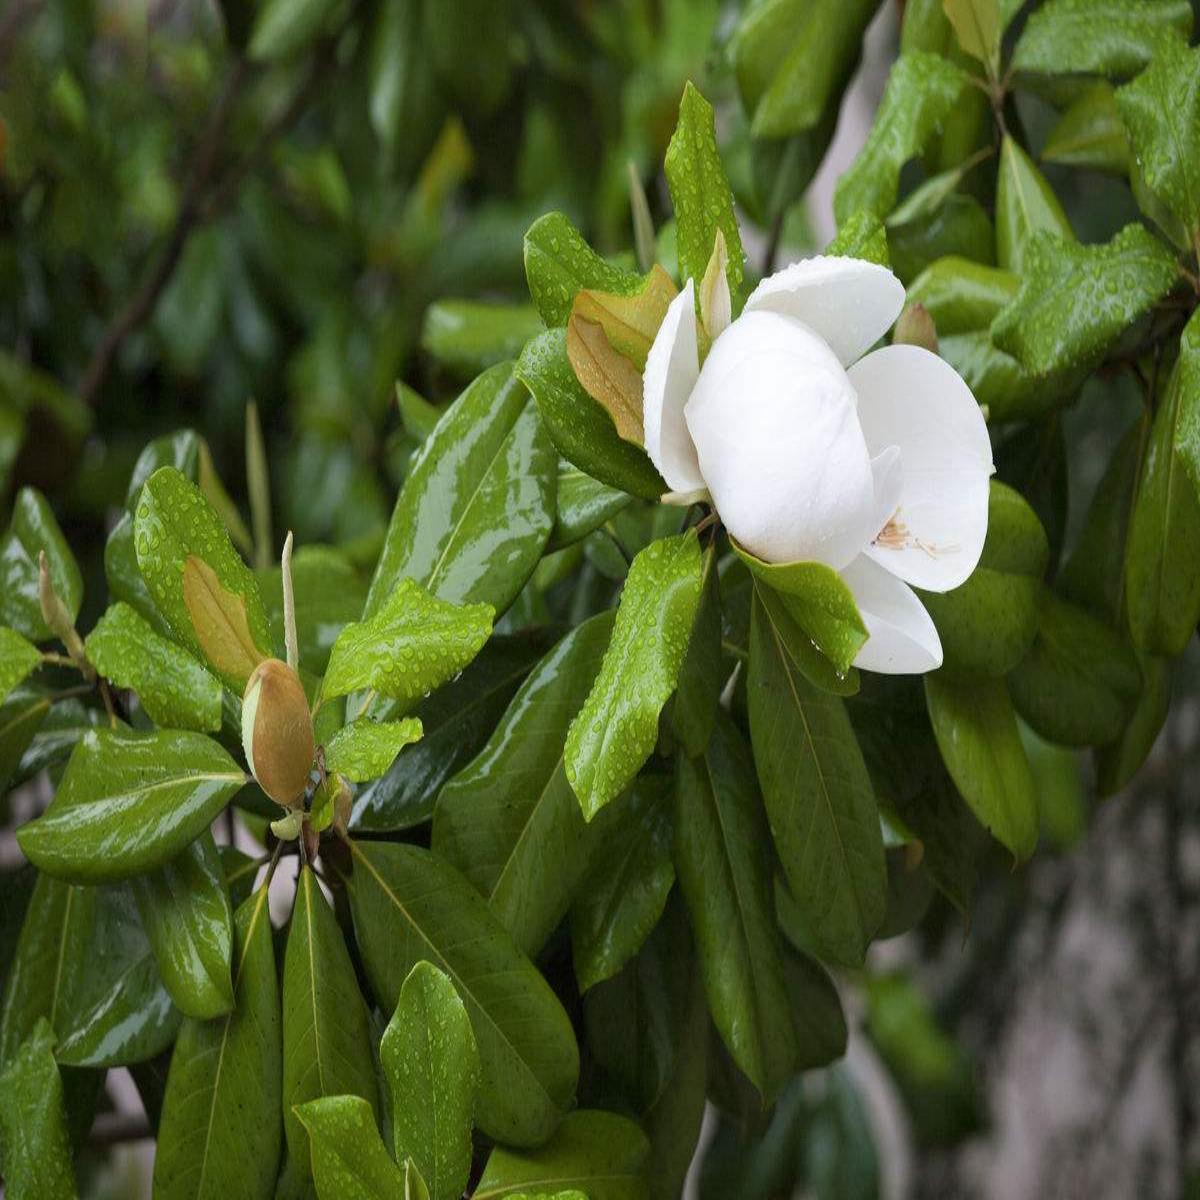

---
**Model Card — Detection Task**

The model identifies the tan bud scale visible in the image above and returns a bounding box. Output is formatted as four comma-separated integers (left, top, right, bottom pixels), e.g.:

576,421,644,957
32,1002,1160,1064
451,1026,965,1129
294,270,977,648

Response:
241,658,314,807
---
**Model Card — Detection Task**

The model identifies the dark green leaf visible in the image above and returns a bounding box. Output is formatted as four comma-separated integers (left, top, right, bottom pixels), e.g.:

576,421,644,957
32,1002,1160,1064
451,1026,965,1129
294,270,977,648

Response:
0,487,82,642
0,685,51,793
1096,652,1172,795
671,542,723,756
548,465,631,552
1042,83,1131,175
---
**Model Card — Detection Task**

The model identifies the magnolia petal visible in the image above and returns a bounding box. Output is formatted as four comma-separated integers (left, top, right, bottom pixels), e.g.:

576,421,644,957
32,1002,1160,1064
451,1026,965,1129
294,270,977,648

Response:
870,445,903,536
744,255,906,367
841,554,942,675
851,344,994,593
642,280,705,493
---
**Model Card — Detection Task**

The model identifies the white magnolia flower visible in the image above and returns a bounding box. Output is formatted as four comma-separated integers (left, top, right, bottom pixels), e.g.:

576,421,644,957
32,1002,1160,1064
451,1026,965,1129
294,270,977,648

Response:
642,255,995,675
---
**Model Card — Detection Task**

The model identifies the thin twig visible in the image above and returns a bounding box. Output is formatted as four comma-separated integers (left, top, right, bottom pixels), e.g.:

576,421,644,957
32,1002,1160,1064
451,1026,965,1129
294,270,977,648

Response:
88,1112,152,1147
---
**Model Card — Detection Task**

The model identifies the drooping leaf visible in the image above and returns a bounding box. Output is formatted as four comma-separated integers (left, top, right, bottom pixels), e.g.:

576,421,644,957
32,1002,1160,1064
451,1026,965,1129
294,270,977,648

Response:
296,1095,408,1200
154,887,281,1200
85,602,222,731
381,961,479,1200
1042,83,1131,175
566,532,702,821
344,840,578,1147
434,613,614,956
366,364,555,618
16,728,245,884
747,591,885,966
995,135,1073,273
0,487,82,643
324,717,423,782
0,626,40,704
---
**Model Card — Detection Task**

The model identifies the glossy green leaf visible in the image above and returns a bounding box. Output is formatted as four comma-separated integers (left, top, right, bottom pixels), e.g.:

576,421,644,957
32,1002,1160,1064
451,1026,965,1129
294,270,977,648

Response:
826,211,891,266
434,613,614,956
566,533,702,820
571,777,674,993
367,364,555,617
325,717,423,782
942,0,1001,76
1117,39,1200,241
1013,0,1191,81
105,512,167,636
133,467,274,689
248,0,338,60
280,869,379,1195
16,728,245,884
549,465,631,551
524,212,643,329
887,190,995,285
368,0,441,170
671,541,722,756
995,136,1073,273
748,591,885,965
675,715,797,1100
1096,652,1172,795
1175,312,1200,507
991,225,1180,382
0,487,82,642
0,625,40,704
344,840,578,1147
924,674,1038,860
296,1095,408,1200
323,577,492,706
475,1109,649,1200
422,300,544,380
0,1020,76,1200
834,52,968,223
154,887,281,1200
907,257,1018,336
938,330,1043,421
85,602,222,732
517,330,665,500
382,961,479,1200
0,686,51,793
1042,83,1131,175
131,831,234,1020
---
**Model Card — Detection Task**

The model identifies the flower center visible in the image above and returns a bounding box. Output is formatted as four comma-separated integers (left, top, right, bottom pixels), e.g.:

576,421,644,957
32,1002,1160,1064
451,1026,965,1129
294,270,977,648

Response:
873,511,958,559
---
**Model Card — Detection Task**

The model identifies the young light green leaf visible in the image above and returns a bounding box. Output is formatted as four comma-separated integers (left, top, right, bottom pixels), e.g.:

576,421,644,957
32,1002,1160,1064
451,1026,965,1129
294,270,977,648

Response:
16,728,245,884
0,487,83,642
434,613,614,956
381,961,480,1200
325,717,423,782
995,135,1074,273
85,602,222,731
565,532,702,821
296,1095,409,1200
0,625,40,704
942,0,1001,77
345,840,579,1148
475,1109,650,1200
748,592,885,966
834,52,968,223
155,887,281,1200
1042,83,1132,175
674,715,797,1101
825,211,891,266
366,365,555,618
421,300,544,381
323,577,492,707
131,831,234,1020
924,675,1038,861
664,83,745,298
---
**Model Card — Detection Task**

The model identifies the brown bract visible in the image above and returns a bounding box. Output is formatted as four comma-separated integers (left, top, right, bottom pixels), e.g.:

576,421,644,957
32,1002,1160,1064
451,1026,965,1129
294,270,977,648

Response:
242,658,315,808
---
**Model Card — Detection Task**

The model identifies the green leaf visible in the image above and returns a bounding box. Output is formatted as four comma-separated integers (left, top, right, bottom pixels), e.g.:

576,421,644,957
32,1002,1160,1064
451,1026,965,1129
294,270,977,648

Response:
524,212,643,329
517,330,665,501
16,729,245,884
323,577,492,706
368,0,442,171
85,602,222,732
0,686,51,794
434,613,614,956
1125,315,1200,655
751,578,860,696
825,211,891,266
991,224,1180,382
381,962,479,1200
995,135,1074,273
938,330,1043,421
0,626,40,704
344,840,578,1147
748,590,885,965
475,1109,649,1200
0,1020,76,1200
280,869,379,1194
0,487,83,642
887,186,995,286
1008,588,1142,746
664,82,745,298
1117,39,1200,241
924,675,1038,860
834,52,968,223
154,887,281,1200
296,1095,408,1200
674,715,797,1101
1096,652,1172,795
549,465,632,551
1174,314,1200,507
133,467,274,690
423,0,514,118
907,257,1019,336
325,717,423,782
1013,0,1192,81
566,532,702,821
366,364,555,618
1042,83,1131,175
783,949,849,1071
248,0,338,60
671,542,722,756
130,831,234,1020
570,777,675,993
350,634,551,833
422,300,544,380
942,0,1001,76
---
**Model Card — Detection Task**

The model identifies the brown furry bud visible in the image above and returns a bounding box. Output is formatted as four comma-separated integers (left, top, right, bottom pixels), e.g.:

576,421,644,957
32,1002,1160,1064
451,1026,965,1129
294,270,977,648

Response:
241,658,314,807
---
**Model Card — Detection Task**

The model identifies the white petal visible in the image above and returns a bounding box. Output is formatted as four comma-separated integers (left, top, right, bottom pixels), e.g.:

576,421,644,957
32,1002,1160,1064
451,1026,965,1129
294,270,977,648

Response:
870,445,903,535
642,281,705,494
841,554,943,674
684,310,876,568
744,255,906,367
850,344,994,593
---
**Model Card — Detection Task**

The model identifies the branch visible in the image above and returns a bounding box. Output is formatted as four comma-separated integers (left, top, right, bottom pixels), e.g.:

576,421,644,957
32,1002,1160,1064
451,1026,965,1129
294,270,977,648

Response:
88,1111,152,1147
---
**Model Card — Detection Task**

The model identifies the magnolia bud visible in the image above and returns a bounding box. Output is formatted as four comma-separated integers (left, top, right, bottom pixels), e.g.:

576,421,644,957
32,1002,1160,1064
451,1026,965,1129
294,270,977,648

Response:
241,659,314,807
